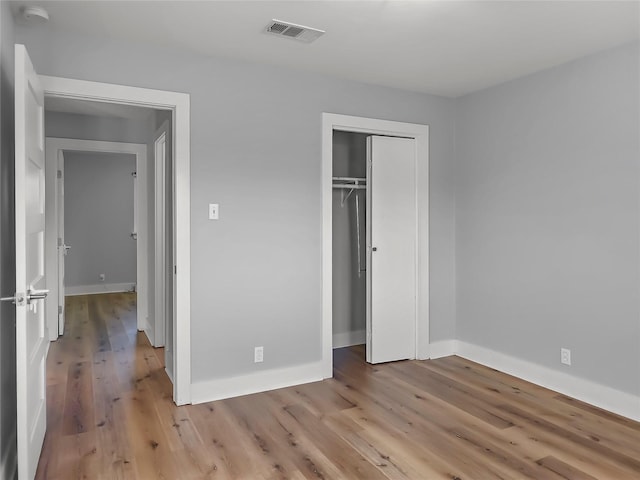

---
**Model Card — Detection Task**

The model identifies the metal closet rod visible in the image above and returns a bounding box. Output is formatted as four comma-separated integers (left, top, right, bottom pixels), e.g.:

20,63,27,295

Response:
332,176,367,189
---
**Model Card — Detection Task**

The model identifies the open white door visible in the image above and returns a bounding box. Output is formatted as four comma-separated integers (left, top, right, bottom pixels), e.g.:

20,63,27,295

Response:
15,44,48,480
153,128,167,347
57,150,69,334
366,136,416,364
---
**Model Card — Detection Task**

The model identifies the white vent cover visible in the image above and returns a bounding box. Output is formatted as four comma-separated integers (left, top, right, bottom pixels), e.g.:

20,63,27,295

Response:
265,19,325,43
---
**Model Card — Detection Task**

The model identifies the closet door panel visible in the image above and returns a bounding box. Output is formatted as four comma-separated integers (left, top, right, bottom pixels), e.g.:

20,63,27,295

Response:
366,136,416,363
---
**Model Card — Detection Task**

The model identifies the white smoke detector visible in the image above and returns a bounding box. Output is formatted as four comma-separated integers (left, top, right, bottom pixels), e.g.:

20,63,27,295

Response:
20,5,49,23
265,19,325,44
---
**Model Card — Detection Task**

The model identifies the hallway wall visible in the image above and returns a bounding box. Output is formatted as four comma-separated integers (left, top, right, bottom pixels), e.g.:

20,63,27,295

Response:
63,151,137,289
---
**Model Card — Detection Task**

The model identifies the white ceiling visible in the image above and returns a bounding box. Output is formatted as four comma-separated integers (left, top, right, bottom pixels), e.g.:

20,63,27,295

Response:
12,0,640,97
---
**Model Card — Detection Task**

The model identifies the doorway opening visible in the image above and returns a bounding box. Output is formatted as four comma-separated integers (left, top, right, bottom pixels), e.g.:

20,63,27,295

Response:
44,101,177,386
322,113,430,378
40,75,191,405
45,138,146,336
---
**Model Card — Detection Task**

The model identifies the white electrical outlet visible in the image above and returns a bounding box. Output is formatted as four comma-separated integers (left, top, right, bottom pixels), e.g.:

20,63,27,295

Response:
560,348,571,365
99,273,105,282
254,346,264,363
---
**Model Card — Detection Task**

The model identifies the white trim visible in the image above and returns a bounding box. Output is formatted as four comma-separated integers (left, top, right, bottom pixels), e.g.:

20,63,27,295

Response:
45,138,147,341
65,283,136,296
40,75,191,405
191,362,324,405
428,340,456,359
332,330,366,349
0,429,17,480
136,146,147,333
322,113,429,378
145,318,155,346
454,340,640,422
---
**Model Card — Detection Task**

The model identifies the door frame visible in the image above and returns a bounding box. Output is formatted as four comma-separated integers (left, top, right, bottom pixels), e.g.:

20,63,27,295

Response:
40,75,191,405
45,139,148,337
321,113,429,377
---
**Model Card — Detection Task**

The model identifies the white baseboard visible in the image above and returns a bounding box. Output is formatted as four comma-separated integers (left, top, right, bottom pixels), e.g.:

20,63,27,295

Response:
452,340,640,422
144,320,155,347
165,367,174,384
428,339,456,359
65,282,136,296
191,361,324,405
333,329,366,349
0,429,17,480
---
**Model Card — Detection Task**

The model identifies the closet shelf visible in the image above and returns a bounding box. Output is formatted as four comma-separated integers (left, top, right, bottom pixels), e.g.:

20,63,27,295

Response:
332,184,366,190
332,176,366,184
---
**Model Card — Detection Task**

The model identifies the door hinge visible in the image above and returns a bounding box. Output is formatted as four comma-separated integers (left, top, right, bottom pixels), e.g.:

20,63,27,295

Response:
58,305,63,315
57,170,62,179
174,265,177,274
58,237,63,246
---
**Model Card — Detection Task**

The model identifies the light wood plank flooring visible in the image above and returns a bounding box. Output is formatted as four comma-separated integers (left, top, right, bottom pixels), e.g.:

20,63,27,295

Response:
36,293,640,479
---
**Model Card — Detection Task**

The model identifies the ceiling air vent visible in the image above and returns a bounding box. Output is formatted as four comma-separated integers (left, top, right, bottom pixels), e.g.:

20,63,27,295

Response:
265,19,325,44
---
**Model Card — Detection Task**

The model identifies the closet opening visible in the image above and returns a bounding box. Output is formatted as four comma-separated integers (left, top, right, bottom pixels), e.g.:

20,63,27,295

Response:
331,129,420,365
332,132,369,358
322,113,429,377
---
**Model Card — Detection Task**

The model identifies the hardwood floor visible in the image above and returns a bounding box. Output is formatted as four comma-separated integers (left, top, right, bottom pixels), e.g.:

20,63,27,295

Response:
36,293,640,479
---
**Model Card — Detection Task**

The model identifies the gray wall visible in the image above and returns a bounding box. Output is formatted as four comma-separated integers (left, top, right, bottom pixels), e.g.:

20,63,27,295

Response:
455,41,640,395
332,132,367,341
16,26,457,383
63,151,137,287
45,111,150,144
0,1,17,477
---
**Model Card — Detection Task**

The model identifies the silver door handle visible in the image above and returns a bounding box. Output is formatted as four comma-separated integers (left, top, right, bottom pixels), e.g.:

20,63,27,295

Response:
1,290,47,305
62,244,71,255
1,293,25,304
130,232,137,240
27,289,49,302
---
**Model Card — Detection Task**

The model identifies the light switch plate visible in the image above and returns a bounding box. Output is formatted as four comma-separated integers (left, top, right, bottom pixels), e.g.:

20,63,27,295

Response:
209,203,219,220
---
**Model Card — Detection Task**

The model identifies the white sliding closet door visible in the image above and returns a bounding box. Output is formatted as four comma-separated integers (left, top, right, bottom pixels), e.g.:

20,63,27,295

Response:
366,136,416,364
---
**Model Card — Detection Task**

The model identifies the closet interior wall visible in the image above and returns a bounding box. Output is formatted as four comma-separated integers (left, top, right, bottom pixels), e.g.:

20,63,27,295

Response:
332,131,368,348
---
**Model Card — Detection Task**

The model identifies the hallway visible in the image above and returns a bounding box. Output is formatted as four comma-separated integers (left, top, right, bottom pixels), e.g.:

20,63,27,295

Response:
36,294,640,479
